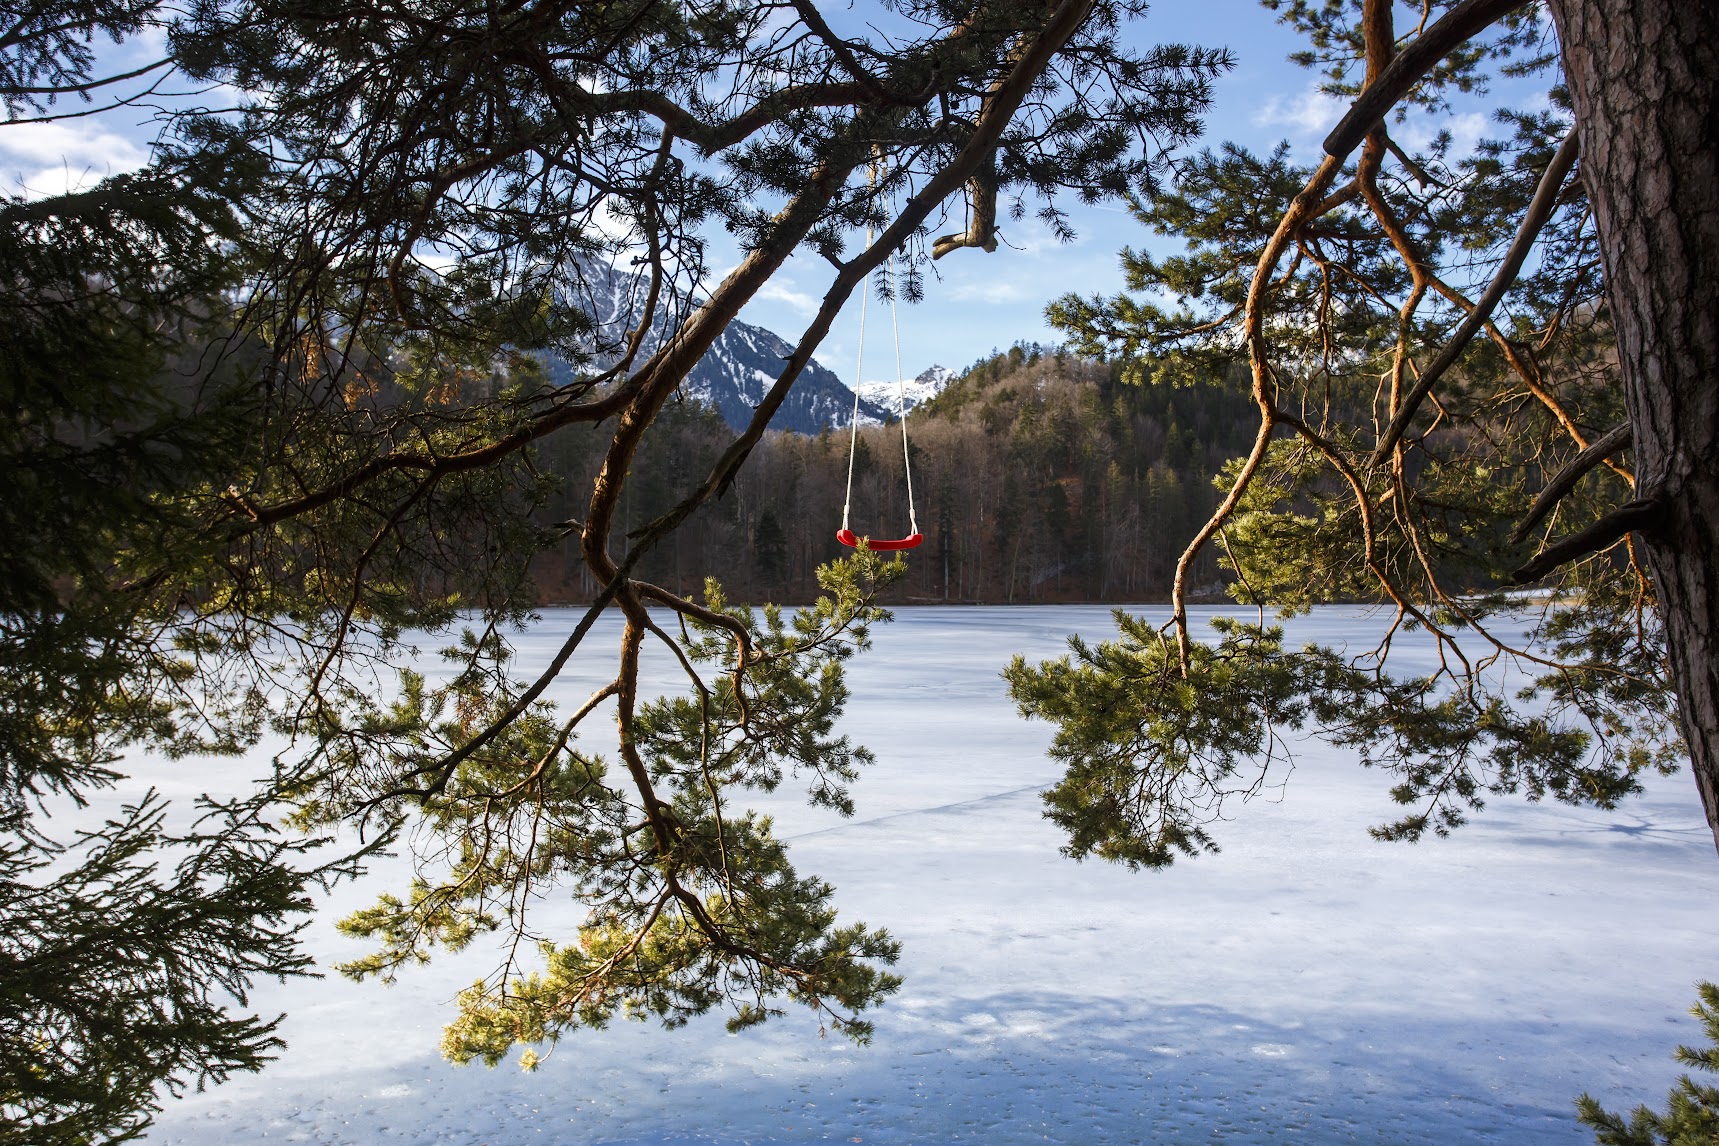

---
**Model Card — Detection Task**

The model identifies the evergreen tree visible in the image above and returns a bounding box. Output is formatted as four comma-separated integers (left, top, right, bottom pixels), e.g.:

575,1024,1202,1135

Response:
4,0,1232,1133
0,7,382,1141
1578,983,1719,1146
1015,0,1707,862
755,508,788,591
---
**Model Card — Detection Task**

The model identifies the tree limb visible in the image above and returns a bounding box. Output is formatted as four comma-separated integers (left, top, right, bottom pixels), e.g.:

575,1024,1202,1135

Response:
1322,0,1534,159
1,55,170,97
932,152,999,258
1370,125,1580,466
244,379,645,527
1509,420,1632,543
1510,496,1665,584
1169,150,1340,664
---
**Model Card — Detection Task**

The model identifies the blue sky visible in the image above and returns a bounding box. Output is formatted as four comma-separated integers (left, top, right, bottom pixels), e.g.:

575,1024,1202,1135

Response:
0,2,1519,387
747,1,1546,387
738,0,1350,385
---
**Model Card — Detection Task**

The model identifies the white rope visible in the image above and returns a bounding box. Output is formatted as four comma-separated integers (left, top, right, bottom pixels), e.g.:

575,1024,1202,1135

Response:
887,258,919,536
840,177,919,540
841,248,869,533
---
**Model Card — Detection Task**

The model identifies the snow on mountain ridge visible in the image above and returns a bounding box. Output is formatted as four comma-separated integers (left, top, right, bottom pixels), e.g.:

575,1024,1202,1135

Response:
851,365,954,422
557,257,891,434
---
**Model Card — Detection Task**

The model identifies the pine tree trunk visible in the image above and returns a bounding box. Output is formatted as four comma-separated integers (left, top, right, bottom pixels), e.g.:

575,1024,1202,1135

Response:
1548,0,1719,854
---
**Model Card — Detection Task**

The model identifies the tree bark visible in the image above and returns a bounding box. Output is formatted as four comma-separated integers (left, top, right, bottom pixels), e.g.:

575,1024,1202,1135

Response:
1548,0,1719,853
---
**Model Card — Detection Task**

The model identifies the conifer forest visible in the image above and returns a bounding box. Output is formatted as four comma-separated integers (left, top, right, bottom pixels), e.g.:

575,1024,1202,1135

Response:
530,344,1258,607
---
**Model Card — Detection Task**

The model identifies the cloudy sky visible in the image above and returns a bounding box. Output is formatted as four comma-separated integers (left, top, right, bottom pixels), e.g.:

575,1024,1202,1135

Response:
737,0,1524,386
744,0,1334,384
0,2,1537,387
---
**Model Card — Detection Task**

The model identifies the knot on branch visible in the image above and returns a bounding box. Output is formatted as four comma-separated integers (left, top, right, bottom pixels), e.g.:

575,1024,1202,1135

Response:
931,154,998,259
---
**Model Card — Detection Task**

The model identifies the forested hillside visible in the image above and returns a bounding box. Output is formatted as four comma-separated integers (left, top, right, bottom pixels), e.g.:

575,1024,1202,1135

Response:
531,344,1258,604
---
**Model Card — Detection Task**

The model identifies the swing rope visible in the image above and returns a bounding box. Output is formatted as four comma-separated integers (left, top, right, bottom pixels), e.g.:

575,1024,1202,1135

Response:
839,266,869,534
838,234,923,551
888,257,920,538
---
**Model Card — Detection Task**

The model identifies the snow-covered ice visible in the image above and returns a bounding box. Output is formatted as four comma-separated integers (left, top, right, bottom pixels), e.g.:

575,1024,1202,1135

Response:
126,606,1717,1144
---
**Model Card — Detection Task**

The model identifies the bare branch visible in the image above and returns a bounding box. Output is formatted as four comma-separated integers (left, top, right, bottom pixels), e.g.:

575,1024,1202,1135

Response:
1371,126,1581,465
1511,496,1665,584
1322,0,1534,159
1509,420,1632,543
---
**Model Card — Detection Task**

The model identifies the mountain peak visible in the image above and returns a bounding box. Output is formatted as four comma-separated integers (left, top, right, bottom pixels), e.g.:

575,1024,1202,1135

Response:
852,364,952,421
551,257,889,434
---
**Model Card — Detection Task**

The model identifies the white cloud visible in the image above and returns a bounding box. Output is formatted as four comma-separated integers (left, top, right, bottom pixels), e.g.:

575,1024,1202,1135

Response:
755,279,818,314
412,248,461,274
818,336,852,373
1396,110,1491,160
122,22,170,59
1252,84,1347,140
0,120,151,197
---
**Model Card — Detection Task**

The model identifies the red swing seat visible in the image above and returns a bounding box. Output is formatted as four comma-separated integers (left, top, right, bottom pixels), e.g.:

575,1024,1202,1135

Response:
837,528,923,551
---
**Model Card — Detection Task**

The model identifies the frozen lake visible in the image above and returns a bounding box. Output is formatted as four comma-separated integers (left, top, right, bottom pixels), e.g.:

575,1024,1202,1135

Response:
133,605,1717,1144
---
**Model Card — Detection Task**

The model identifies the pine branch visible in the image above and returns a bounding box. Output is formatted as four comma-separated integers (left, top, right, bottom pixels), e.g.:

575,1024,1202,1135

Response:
1322,0,1535,158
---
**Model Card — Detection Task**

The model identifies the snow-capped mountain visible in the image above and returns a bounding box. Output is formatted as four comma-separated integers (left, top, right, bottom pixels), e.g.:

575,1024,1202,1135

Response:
547,258,891,434
852,365,954,422
681,320,889,434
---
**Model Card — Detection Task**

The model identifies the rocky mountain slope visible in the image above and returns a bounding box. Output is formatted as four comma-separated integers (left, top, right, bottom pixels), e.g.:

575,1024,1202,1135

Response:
543,259,926,434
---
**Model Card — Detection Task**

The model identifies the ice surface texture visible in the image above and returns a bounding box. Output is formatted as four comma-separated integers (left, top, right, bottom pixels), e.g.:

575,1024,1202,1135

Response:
135,607,1717,1145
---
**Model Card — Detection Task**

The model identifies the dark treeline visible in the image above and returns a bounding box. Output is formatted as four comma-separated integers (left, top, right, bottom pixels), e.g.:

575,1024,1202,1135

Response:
531,343,1259,604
